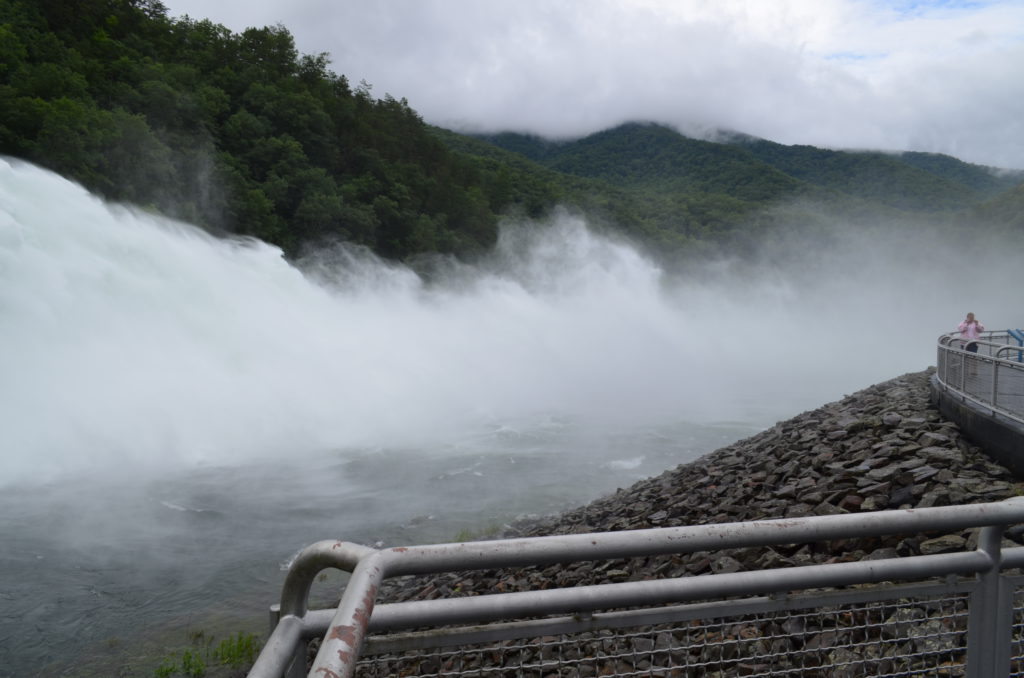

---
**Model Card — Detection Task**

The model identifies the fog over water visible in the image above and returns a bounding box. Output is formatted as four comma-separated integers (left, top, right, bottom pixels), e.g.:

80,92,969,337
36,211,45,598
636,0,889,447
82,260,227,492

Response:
1,156,1020,673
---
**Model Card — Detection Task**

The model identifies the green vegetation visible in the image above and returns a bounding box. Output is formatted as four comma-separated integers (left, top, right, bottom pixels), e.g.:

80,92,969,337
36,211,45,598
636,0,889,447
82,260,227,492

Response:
453,522,504,543
0,0,525,258
150,629,261,677
212,631,262,669
468,122,1024,258
1,0,1021,266
971,182,1024,230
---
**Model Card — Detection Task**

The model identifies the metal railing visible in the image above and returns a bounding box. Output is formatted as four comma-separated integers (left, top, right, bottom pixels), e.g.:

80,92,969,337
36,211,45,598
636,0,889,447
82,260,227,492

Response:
935,329,1024,427
248,499,1024,678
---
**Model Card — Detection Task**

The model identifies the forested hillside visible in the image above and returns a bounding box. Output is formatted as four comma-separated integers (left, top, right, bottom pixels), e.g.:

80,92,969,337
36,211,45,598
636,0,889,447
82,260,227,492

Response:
972,183,1024,230
476,122,1022,213
1,0,1021,264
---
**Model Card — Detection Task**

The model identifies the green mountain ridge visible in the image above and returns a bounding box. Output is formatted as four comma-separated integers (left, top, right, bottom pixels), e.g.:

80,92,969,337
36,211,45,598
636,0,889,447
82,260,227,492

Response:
972,182,1024,230
474,122,1021,213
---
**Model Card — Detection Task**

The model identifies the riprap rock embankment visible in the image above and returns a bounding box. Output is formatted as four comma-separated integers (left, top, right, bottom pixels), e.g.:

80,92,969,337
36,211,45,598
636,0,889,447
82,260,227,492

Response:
387,367,1022,597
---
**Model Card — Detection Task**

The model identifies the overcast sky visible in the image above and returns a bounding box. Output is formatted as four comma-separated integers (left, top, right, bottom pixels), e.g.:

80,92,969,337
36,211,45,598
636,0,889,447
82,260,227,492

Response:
164,0,1024,169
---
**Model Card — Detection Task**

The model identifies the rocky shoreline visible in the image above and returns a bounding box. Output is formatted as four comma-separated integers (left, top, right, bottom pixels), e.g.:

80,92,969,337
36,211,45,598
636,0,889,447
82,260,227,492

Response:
306,368,1024,675
379,367,1021,600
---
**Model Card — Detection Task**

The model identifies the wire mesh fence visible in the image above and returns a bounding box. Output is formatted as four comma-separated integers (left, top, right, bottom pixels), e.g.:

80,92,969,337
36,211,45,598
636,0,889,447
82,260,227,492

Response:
935,330,1024,426
355,591,976,678
1013,580,1024,677
248,473,1024,677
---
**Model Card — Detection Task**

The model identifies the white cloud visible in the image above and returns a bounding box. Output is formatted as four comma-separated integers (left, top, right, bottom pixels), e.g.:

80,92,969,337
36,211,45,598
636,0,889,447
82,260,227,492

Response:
165,0,1024,168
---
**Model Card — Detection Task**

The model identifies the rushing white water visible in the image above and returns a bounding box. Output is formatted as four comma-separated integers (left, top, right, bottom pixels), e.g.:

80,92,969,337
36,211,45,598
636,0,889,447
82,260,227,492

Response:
2,156,1021,674
5,156,1015,487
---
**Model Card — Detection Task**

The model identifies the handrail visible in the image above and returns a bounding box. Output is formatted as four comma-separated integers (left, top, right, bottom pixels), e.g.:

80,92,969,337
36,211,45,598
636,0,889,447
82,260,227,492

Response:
934,329,1024,427
249,498,1024,678
244,331,1024,678
939,332,1007,352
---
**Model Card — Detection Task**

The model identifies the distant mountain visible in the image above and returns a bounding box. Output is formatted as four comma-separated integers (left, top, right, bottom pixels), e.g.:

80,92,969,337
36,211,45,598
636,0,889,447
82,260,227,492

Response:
897,151,1020,196
736,138,1015,210
474,122,1023,213
973,182,1024,229
477,123,801,202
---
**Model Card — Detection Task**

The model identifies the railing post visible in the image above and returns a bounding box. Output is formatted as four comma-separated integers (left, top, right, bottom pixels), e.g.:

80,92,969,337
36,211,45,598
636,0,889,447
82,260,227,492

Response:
264,604,307,678
285,649,306,678
308,551,387,678
992,362,999,413
959,351,967,392
966,525,1012,678
1008,328,1024,362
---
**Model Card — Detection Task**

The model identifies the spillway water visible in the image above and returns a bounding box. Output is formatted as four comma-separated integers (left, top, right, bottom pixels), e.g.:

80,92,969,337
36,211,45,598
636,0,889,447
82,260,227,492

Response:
1,156,1018,675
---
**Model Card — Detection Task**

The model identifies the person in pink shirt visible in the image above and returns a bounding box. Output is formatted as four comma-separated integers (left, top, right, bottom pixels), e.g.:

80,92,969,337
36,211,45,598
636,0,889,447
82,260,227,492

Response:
958,312,984,352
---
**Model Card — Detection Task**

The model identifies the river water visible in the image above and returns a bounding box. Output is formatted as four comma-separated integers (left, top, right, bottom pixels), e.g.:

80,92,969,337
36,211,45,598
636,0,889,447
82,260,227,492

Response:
1,418,755,676
1,156,1018,675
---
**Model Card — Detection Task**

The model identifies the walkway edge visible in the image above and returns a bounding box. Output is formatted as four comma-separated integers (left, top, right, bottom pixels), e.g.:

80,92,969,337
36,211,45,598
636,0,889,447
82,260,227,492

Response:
930,372,1024,479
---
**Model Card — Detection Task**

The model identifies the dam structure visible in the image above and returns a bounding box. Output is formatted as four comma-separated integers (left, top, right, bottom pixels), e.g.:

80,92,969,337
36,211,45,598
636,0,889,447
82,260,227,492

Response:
247,332,1024,678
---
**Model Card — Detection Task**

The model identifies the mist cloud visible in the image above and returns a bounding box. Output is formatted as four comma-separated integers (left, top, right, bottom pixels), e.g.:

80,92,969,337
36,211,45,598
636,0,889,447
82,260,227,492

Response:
165,0,1024,168
5,158,1022,489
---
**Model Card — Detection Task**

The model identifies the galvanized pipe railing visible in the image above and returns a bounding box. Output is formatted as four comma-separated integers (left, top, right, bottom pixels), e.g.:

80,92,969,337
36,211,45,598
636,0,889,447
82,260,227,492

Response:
249,541,377,678
245,329,1024,677
935,329,1024,426
248,498,1024,678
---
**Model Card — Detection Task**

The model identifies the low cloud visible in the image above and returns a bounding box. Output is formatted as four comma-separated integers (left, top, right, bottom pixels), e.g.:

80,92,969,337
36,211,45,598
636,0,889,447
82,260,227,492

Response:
166,0,1024,168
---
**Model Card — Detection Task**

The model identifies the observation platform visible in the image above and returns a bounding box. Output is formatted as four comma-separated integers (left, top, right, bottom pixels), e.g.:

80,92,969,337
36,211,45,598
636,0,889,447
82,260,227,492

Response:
931,329,1024,478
